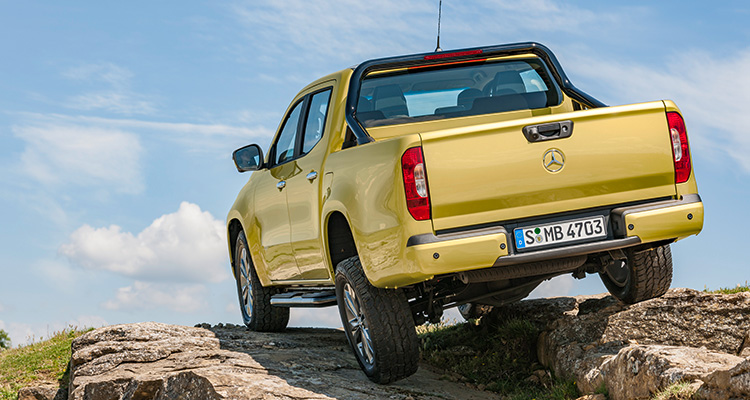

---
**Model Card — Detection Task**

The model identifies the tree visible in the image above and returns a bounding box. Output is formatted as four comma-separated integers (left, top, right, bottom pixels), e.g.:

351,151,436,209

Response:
0,329,10,350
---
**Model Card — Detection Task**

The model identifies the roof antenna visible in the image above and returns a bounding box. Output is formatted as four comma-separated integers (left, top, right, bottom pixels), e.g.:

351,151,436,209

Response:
434,0,443,52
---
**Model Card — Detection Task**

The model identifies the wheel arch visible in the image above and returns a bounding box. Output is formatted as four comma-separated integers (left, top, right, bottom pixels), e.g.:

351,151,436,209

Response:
325,211,359,274
227,217,244,278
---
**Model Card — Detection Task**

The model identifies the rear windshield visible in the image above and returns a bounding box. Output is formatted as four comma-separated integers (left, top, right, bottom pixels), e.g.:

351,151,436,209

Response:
356,58,561,127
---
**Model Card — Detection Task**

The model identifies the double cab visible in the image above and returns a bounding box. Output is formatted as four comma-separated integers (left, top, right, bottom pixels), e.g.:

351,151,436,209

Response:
226,42,704,383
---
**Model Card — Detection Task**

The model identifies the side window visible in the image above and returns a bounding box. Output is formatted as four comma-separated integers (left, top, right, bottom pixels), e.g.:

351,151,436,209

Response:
273,100,303,165
302,89,332,154
520,69,549,93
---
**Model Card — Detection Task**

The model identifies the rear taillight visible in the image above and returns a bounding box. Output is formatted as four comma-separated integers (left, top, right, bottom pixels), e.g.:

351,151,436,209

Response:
401,147,431,220
667,112,692,184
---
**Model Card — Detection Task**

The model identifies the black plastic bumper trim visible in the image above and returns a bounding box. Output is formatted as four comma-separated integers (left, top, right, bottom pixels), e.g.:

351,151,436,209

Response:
491,237,641,267
406,226,508,247
612,194,701,218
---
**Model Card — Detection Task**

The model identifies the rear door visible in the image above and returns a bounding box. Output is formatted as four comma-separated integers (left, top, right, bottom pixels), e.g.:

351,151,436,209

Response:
286,86,334,280
421,101,677,231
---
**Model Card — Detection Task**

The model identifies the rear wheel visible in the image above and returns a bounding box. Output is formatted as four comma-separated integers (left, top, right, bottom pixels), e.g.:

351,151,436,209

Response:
600,244,673,304
335,256,420,384
234,231,289,331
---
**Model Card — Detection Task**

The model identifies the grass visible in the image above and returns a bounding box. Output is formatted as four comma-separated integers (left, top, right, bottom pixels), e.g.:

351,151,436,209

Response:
704,281,749,295
650,380,697,400
0,328,88,400
418,317,579,400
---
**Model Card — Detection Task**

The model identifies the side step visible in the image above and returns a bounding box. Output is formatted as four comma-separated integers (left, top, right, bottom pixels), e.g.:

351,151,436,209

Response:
270,290,337,308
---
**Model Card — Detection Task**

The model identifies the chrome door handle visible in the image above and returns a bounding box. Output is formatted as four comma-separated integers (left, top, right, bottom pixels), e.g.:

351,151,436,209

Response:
276,180,286,190
306,171,318,182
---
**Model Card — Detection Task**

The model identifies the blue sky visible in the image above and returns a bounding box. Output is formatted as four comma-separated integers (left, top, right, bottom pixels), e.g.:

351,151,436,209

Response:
1,1,748,346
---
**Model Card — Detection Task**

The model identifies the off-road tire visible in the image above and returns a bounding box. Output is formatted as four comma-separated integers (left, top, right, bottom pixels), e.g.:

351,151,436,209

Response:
335,256,420,384
234,231,289,332
600,244,673,304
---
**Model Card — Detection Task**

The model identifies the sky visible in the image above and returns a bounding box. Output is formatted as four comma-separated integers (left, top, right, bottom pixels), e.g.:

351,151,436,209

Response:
1,1,749,347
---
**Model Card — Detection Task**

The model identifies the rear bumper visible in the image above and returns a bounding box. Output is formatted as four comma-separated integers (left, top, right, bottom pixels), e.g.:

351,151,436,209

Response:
612,194,703,243
398,194,703,286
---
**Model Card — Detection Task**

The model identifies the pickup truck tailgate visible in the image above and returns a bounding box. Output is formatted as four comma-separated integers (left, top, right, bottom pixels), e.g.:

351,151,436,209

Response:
421,101,677,231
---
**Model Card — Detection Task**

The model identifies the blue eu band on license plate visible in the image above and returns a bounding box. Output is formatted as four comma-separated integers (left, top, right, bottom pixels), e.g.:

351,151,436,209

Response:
514,216,606,250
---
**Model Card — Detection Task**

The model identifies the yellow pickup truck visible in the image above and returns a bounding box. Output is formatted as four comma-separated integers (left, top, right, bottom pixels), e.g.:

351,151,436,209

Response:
226,42,703,383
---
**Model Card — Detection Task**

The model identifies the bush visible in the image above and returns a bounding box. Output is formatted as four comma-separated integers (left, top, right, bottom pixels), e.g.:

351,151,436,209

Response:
0,331,9,350
704,282,749,294
0,328,88,400
418,318,578,399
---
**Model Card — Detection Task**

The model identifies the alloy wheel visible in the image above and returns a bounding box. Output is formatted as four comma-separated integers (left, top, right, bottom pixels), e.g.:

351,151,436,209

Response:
343,282,374,365
604,259,629,288
239,246,253,318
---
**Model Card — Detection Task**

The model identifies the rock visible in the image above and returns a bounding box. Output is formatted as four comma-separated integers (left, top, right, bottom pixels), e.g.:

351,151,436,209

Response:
599,289,750,354
699,356,750,399
600,345,741,400
496,288,750,400
739,330,750,357
575,395,605,400
68,321,500,400
17,384,66,400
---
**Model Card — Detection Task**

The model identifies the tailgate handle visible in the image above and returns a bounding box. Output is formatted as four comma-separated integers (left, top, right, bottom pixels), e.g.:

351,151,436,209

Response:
522,120,573,143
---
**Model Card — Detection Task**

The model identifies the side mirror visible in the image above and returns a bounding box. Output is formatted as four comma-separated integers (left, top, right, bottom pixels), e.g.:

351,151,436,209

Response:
232,144,264,172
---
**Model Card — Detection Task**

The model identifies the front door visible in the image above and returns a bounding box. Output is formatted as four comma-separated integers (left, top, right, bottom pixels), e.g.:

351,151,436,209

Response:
254,99,305,281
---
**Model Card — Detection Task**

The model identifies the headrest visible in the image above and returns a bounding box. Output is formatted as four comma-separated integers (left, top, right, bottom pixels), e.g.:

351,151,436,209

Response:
457,88,482,108
491,71,526,94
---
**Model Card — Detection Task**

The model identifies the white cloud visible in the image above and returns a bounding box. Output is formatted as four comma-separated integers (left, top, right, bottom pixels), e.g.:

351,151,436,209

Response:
566,48,750,173
31,259,85,290
16,112,272,155
62,62,156,115
450,0,617,38
232,0,435,62
0,316,108,348
68,315,108,330
12,121,144,194
103,281,208,313
60,202,229,283
68,92,156,115
529,274,576,299
63,62,133,87
0,320,33,348
231,0,620,67
289,307,342,329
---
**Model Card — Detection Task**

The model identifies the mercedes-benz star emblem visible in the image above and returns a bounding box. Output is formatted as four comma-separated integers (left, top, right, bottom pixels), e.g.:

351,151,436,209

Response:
543,148,565,173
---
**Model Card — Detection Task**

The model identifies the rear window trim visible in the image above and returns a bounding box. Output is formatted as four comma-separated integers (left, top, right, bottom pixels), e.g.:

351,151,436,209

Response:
344,42,606,147
355,56,563,128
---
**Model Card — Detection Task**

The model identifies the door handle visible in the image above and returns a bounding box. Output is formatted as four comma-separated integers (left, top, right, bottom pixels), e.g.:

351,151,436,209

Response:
276,180,286,190
306,171,318,182
522,120,573,143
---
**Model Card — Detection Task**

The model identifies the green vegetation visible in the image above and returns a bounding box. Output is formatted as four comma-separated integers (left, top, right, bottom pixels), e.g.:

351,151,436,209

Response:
704,281,749,294
418,318,578,400
0,328,88,400
650,380,697,400
0,331,9,350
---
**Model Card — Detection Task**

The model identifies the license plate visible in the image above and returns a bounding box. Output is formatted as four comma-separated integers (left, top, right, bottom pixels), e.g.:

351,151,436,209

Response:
514,216,606,250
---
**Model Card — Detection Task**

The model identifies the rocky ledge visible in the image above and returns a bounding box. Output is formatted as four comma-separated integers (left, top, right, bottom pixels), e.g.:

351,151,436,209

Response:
19,288,750,400
62,322,496,400
494,287,750,399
